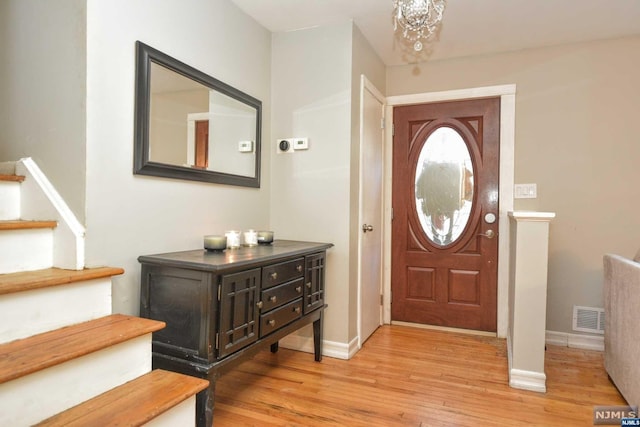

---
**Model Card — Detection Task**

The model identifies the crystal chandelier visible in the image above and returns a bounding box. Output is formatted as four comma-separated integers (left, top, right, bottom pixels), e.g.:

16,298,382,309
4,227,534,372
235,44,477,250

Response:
393,0,446,52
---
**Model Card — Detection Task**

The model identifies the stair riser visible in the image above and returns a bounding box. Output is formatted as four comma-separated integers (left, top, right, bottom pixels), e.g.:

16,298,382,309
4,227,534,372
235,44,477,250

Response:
0,278,112,344
0,228,53,274
146,398,197,427
0,181,20,220
0,335,152,426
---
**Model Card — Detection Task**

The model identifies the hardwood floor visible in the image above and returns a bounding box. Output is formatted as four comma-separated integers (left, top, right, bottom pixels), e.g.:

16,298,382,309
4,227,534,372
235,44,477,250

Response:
214,325,624,426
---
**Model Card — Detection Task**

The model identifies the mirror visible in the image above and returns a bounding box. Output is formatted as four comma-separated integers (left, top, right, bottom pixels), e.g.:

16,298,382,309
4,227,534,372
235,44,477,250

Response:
134,41,261,187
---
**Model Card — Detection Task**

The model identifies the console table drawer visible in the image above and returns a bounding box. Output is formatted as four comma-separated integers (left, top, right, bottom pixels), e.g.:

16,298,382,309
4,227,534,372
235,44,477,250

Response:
260,299,302,337
261,277,304,312
262,257,304,288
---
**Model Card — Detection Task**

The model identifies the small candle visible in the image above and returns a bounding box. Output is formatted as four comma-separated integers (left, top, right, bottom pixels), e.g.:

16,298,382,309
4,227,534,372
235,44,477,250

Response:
204,235,226,251
244,229,258,246
257,230,274,244
225,230,241,249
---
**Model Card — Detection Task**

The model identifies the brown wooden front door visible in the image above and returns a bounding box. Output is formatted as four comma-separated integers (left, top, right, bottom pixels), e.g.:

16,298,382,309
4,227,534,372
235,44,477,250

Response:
391,98,500,332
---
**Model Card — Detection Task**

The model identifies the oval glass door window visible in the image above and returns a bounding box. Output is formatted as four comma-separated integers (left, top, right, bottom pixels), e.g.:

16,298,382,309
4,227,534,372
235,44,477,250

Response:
415,126,474,246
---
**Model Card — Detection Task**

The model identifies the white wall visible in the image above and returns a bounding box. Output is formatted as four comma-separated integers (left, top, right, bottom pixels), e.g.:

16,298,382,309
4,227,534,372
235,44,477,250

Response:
85,0,271,315
3,0,385,350
271,22,353,345
349,25,386,340
0,0,87,222
271,21,386,350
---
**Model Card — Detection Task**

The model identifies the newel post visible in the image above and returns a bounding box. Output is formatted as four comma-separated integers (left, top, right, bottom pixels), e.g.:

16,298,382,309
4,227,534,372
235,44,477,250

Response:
507,211,556,392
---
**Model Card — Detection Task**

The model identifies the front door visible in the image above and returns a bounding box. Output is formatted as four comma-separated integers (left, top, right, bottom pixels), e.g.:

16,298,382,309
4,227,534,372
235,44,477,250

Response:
391,98,500,332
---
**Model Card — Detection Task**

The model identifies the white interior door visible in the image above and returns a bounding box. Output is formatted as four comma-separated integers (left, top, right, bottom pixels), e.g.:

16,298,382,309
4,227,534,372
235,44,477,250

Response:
358,76,385,347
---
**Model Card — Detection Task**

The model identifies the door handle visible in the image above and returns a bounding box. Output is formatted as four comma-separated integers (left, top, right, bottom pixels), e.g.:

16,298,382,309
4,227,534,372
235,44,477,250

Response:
478,229,496,239
362,224,374,233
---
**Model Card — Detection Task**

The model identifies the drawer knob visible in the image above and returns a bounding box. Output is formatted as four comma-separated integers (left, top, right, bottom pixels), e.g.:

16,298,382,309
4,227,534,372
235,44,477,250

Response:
270,272,278,280
294,306,301,313
295,286,302,293
296,265,303,272
256,301,263,309
268,319,276,327
306,282,312,289
269,295,277,303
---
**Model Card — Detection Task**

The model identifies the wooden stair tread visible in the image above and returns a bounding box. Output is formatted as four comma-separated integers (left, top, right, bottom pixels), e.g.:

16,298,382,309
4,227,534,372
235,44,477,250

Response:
0,314,165,384
0,219,57,230
0,266,124,296
36,369,209,426
0,174,25,182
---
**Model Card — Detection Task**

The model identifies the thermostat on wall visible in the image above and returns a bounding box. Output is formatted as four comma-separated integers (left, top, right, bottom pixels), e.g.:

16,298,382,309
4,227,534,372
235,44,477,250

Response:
292,138,309,150
238,140,254,153
276,137,309,153
277,139,293,153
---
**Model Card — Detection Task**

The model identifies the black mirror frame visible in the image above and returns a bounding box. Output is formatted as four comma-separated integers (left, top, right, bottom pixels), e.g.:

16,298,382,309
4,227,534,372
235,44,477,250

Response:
133,41,261,188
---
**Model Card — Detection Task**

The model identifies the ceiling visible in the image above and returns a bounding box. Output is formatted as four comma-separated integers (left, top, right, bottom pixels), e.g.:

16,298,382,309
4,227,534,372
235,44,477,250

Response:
231,0,640,66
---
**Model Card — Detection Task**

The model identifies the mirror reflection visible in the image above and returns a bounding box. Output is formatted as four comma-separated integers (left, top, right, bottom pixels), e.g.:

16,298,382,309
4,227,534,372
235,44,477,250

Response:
149,62,257,176
134,41,261,187
415,126,474,246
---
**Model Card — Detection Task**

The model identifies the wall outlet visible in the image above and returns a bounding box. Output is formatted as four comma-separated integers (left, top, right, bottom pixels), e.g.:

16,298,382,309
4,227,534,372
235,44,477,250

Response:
514,183,537,199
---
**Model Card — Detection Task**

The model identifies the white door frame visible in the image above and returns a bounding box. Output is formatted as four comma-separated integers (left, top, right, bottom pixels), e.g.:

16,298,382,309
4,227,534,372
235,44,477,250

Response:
357,75,386,348
383,84,516,339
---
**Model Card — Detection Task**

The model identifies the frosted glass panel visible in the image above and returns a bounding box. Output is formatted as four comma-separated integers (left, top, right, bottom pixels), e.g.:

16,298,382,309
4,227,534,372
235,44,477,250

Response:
415,127,473,246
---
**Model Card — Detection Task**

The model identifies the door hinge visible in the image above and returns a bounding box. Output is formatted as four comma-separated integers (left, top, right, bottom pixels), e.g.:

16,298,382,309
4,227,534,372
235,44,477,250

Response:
390,291,392,304
380,294,384,305
217,284,221,301
391,208,394,221
215,332,219,350
392,123,395,136
380,118,385,130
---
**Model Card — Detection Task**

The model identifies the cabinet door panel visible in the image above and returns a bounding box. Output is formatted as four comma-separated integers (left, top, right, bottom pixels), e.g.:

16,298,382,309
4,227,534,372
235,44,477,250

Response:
218,268,260,358
143,265,210,359
304,253,325,314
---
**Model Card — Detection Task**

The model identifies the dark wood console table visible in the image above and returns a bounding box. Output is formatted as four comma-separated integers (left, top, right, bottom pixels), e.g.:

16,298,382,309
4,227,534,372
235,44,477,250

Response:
139,240,333,427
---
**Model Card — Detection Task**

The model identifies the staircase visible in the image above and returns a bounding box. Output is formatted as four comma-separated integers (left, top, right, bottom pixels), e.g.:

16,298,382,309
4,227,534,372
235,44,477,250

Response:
0,159,208,426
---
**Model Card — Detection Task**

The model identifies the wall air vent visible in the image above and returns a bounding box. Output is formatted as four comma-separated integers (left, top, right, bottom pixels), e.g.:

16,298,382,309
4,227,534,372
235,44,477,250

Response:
572,306,605,334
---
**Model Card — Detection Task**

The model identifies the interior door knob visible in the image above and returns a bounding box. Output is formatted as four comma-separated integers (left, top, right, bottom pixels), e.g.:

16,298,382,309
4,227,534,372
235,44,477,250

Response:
362,224,374,232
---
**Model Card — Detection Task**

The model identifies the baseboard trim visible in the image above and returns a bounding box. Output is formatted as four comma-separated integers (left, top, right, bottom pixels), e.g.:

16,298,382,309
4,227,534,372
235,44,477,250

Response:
279,331,358,360
509,368,547,393
507,329,546,393
545,330,604,351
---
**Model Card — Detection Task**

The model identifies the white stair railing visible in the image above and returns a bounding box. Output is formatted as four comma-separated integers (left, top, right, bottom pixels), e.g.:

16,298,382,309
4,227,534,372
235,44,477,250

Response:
16,157,85,270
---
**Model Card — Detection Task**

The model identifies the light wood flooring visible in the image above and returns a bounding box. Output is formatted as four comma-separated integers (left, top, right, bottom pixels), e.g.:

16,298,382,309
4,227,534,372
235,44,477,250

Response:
214,325,624,426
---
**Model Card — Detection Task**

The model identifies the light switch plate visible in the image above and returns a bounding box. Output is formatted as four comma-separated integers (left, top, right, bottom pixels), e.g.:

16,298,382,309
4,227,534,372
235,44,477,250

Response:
514,183,537,199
